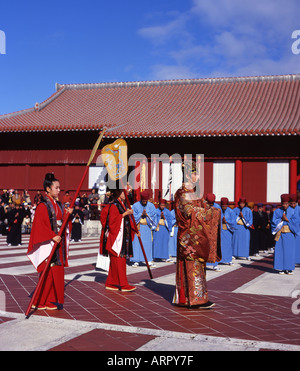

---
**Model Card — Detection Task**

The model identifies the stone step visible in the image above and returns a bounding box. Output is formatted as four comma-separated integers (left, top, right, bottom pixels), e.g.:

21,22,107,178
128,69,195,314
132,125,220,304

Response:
81,220,101,237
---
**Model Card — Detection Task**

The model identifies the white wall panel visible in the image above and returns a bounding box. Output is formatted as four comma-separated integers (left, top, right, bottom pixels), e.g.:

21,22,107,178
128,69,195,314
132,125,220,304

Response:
213,161,235,201
267,161,289,202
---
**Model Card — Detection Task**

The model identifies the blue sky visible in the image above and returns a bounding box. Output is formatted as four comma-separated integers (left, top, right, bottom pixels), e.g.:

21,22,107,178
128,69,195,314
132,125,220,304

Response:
0,0,299,115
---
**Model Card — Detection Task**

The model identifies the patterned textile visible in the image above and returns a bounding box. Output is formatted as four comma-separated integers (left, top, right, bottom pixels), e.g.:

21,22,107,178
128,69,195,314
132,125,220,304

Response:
173,184,221,307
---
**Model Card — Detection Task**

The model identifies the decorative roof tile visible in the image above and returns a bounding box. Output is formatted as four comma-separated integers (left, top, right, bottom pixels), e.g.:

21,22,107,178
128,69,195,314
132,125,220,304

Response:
0,75,299,137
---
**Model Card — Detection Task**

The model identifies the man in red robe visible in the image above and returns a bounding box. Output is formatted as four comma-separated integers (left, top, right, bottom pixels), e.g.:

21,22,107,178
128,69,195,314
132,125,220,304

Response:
100,189,138,292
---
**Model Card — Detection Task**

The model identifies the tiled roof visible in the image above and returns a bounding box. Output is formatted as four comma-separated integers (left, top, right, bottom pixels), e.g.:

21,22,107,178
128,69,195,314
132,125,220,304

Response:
1,75,300,137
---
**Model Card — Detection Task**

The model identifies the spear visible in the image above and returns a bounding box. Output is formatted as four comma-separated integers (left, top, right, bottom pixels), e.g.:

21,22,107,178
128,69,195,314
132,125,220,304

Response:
121,178,153,280
25,127,107,318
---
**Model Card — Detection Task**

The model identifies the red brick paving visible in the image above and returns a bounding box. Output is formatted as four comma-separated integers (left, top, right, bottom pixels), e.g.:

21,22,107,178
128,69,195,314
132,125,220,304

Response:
0,316,14,324
49,329,156,351
1,254,300,350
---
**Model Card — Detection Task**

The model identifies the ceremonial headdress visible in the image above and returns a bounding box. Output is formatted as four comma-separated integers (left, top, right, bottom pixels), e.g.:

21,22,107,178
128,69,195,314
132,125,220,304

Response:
220,197,229,205
206,193,216,203
280,194,290,203
289,193,298,202
141,190,150,201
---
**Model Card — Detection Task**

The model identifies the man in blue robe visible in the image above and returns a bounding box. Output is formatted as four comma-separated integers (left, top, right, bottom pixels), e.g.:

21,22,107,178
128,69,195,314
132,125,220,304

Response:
131,190,157,267
153,200,172,261
205,193,222,271
168,208,178,257
288,194,300,264
220,197,235,265
232,197,253,259
271,194,300,274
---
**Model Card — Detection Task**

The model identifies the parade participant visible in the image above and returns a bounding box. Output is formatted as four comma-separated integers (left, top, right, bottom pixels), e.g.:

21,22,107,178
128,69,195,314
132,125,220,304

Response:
168,208,178,257
71,202,84,242
205,193,222,271
256,203,269,253
265,204,275,251
100,189,138,292
250,202,269,256
153,199,172,262
297,198,300,263
173,161,221,309
206,193,221,210
248,201,259,256
7,202,23,246
130,190,157,267
0,201,6,235
219,197,235,265
271,194,300,274
289,194,300,264
27,173,73,310
232,197,252,259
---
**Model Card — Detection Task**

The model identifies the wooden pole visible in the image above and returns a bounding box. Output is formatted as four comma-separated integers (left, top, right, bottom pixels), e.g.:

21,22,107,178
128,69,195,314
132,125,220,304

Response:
120,178,153,279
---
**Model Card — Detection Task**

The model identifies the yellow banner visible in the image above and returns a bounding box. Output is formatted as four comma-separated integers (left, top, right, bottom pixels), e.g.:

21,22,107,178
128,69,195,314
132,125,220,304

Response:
101,139,128,181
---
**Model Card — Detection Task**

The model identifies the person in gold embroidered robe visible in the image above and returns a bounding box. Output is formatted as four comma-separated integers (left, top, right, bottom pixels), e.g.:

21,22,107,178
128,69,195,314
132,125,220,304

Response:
173,161,221,309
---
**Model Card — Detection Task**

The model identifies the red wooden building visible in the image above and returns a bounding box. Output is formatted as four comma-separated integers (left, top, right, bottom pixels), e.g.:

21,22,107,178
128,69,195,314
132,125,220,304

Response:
0,74,299,205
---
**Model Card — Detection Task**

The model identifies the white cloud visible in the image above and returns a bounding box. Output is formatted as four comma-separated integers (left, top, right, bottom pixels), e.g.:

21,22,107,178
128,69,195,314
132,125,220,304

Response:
191,0,299,32
213,31,268,62
137,13,189,46
138,0,300,79
235,55,300,77
150,64,197,80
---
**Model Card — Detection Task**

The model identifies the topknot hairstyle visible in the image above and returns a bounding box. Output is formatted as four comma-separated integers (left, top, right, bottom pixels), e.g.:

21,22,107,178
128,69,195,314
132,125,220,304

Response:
43,173,58,192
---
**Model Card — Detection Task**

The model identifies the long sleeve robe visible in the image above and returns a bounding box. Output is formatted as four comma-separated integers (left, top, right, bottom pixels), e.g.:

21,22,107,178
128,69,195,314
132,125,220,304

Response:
173,185,221,307
130,201,157,263
232,206,253,258
153,207,172,260
26,196,70,306
271,206,300,271
220,207,235,263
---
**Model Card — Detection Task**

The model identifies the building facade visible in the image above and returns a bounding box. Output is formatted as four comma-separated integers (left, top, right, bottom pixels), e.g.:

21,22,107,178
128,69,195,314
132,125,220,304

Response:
0,75,299,205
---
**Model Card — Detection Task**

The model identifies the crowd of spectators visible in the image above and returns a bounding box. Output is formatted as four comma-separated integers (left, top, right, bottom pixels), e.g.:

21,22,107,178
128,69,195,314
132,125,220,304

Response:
0,186,120,244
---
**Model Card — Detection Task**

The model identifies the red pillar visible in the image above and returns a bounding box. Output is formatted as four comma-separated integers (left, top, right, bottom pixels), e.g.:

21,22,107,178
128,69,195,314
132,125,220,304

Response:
290,159,297,194
235,160,242,206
